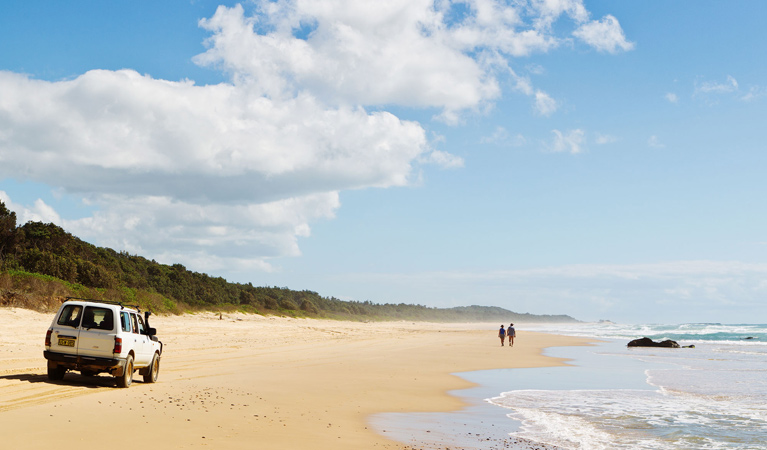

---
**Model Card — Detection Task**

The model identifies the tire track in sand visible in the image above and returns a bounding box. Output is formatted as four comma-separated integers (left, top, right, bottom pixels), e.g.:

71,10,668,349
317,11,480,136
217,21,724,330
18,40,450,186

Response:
0,370,113,412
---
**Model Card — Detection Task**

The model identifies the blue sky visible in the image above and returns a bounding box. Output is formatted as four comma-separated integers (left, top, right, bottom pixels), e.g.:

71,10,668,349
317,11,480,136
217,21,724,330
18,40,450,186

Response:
1,1,766,324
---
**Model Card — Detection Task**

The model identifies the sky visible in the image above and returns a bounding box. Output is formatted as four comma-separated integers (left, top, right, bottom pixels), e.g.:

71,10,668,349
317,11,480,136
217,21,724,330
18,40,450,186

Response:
1,1,766,324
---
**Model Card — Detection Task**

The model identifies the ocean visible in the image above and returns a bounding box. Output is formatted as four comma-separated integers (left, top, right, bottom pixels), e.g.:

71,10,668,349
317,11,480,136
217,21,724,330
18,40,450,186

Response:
371,323,767,450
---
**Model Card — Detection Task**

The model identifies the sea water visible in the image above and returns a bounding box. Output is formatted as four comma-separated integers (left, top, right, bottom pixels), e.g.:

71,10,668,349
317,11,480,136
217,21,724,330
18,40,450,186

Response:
371,323,767,450
492,323,767,449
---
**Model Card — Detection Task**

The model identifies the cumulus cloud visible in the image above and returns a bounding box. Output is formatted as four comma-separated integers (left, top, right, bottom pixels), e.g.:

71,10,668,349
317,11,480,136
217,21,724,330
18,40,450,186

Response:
194,1,631,119
532,0,590,30
573,15,634,53
549,129,585,154
0,0,632,274
534,90,558,116
0,68,428,271
0,67,433,271
0,191,61,224
0,70,427,196
194,2,500,116
502,69,558,117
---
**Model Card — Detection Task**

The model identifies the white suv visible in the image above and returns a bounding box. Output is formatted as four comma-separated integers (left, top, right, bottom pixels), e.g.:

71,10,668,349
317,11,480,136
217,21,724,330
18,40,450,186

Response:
44,298,162,388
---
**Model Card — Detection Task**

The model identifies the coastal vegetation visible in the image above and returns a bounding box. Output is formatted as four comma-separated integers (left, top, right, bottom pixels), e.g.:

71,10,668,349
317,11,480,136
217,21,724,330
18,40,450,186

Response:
0,201,576,322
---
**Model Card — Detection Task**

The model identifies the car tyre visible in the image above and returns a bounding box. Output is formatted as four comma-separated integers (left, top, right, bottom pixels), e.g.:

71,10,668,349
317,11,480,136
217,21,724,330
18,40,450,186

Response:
117,354,133,388
143,353,160,383
47,366,66,381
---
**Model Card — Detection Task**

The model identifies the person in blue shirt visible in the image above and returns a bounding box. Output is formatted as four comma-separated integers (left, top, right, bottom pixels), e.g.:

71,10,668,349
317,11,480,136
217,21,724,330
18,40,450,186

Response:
498,324,506,346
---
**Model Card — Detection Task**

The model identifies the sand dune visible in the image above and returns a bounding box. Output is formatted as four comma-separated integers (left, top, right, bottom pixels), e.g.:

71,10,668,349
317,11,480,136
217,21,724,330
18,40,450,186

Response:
0,308,588,449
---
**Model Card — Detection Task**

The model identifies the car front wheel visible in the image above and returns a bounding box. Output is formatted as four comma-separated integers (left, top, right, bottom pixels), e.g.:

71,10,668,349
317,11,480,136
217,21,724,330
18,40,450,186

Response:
117,355,133,388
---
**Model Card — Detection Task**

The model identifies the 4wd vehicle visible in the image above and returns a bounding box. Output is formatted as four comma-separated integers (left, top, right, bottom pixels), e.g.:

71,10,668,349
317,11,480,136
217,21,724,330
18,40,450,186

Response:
44,297,163,388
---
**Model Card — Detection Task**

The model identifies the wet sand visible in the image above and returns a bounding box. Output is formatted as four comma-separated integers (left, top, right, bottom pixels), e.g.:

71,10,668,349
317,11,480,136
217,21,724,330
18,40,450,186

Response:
0,308,590,449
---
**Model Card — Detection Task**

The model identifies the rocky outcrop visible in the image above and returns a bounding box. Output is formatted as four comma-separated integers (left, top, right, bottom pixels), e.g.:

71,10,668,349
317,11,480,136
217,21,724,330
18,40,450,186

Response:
627,337,680,348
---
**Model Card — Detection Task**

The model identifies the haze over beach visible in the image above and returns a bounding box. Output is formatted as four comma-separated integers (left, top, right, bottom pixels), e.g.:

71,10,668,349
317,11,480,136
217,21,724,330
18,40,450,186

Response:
1,2,766,323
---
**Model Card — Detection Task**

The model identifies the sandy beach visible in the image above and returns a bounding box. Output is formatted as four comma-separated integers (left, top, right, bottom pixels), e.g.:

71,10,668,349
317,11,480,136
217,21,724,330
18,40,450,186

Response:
0,308,590,449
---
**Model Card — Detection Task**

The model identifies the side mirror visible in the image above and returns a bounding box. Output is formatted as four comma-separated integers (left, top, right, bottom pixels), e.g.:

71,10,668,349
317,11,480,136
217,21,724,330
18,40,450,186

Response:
147,327,157,336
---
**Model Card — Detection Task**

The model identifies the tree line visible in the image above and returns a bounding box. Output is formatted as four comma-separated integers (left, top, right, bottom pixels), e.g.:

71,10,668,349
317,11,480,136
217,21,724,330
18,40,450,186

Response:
0,201,577,322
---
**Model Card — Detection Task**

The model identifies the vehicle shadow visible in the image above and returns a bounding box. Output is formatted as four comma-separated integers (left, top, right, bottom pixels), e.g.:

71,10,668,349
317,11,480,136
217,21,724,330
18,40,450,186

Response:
0,372,117,388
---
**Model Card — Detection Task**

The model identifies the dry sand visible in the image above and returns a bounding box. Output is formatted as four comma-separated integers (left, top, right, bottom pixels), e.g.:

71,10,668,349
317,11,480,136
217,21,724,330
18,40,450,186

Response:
0,308,591,449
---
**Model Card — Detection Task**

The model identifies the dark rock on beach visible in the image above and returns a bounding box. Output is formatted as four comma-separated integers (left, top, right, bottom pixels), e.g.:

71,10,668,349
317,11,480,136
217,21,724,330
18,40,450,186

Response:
627,337,680,348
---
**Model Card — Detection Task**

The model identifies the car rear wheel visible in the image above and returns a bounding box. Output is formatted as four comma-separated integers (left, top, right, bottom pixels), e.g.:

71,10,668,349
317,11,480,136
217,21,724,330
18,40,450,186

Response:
117,355,133,388
47,366,66,381
143,353,160,383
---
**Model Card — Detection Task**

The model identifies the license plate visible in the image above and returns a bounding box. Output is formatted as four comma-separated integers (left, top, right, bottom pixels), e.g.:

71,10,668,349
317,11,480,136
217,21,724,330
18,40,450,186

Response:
58,338,76,347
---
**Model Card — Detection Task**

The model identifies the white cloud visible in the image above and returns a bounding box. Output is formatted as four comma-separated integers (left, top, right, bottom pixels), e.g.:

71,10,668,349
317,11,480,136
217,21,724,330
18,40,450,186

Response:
532,0,590,30
741,85,766,102
503,69,559,117
418,150,465,169
595,133,617,145
695,75,739,95
549,129,585,154
0,69,428,271
0,191,61,224
665,92,678,103
0,0,631,275
573,15,635,53
195,2,500,116
65,193,343,271
534,90,558,116
694,77,767,103
194,1,631,118
481,126,526,147
648,135,665,148
526,63,546,75
0,70,428,188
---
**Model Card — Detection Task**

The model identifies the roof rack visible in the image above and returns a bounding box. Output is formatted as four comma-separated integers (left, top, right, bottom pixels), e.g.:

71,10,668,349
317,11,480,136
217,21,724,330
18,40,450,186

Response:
64,297,141,311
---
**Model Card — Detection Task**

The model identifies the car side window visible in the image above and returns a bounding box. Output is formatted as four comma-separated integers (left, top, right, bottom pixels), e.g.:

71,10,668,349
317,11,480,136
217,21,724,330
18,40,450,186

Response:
130,313,139,334
121,312,131,332
57,305,83,328
136,315,146,335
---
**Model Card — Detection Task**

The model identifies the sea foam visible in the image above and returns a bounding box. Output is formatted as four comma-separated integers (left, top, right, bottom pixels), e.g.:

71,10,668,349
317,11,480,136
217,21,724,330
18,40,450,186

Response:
490,323,767,449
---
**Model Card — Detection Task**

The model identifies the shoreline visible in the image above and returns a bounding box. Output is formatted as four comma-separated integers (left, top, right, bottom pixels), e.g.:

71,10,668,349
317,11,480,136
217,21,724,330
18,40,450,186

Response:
0,308,593,449
372,340,644,450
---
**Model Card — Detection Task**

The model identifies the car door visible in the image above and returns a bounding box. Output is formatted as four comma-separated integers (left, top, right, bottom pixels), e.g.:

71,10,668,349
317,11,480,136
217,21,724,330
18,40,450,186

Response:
129,312,151,366
77,306,117,359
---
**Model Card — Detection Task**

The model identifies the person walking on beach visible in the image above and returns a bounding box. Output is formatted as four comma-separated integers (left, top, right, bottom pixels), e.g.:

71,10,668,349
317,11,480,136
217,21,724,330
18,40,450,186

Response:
498,325,506,346
508,323,516,347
